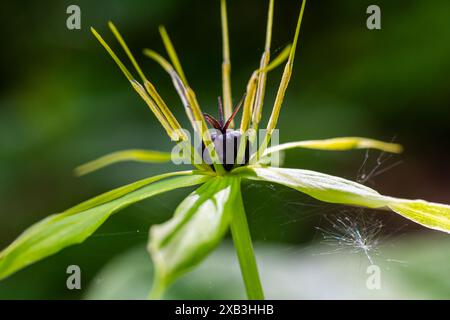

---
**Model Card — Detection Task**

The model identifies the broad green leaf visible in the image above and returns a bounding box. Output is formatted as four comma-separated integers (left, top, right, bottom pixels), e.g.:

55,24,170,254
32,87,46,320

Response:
0,171,210,280
262,137,403,158
75,149,174,176
148,176,241,298
237,166,450,233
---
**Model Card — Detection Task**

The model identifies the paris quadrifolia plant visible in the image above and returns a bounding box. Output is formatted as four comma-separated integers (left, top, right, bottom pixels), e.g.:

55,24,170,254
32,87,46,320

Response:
1,0,449,300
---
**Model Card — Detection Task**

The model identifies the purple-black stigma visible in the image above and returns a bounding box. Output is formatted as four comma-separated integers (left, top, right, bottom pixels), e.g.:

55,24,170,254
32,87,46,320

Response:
201,96,249,171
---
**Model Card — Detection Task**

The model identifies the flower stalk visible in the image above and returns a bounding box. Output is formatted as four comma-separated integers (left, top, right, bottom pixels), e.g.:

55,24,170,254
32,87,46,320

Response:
2,0,450,303
230,184,264,300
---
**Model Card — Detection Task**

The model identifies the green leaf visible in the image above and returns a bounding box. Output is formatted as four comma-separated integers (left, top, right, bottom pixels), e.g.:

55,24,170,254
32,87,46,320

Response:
0,171,210,280
237,166,450,233
262,137,403,158
74,149,174,176
148,176,241,298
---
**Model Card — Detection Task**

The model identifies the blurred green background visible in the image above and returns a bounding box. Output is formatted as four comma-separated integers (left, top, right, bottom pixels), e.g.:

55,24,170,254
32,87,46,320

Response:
0,0,449,299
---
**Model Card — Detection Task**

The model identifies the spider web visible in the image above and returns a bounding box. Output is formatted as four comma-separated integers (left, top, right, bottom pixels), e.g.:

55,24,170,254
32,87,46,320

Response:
88,141,409,268
312,145,410,266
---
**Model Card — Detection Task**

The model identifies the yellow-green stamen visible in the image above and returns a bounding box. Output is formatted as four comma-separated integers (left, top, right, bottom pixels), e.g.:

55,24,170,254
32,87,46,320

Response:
221,0,233,125
254,0,307,161
159,26,188,86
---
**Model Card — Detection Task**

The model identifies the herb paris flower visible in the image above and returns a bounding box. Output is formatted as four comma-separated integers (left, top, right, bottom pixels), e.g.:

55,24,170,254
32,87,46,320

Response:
0,0,449,300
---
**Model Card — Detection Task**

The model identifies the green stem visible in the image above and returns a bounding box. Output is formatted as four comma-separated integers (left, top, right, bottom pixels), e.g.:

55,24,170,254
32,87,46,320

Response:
230,193,265,300
147,277,166,300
